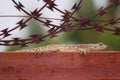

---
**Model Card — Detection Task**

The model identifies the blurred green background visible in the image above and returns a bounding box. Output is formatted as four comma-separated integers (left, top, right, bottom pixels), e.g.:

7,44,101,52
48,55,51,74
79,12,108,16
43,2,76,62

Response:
7,0,120,51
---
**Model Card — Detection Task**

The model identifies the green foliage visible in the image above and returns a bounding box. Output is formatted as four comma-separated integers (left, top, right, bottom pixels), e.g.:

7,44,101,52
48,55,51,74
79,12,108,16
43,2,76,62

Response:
62,0,120,50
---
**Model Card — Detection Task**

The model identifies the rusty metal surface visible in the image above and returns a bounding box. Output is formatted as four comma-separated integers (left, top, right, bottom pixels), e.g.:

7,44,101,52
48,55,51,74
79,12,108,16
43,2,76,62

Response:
0,51,120,80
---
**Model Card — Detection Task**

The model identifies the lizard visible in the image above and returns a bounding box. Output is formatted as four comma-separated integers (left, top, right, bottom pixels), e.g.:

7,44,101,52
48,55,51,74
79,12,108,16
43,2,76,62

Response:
16,42,107,55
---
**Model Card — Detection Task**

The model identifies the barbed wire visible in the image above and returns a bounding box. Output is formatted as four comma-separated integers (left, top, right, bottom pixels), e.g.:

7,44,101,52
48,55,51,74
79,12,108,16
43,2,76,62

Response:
0,0,120,47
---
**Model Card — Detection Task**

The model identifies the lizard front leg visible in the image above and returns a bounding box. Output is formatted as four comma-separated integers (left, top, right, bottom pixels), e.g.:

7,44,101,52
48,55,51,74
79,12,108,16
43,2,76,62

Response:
77,48,89,55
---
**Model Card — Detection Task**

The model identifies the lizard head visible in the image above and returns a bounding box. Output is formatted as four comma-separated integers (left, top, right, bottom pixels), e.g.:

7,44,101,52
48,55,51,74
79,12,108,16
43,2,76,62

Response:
88,42,107,51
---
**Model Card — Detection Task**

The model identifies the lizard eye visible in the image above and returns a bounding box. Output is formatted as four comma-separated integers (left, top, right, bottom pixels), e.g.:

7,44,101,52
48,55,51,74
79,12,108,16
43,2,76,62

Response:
98,43,103,46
